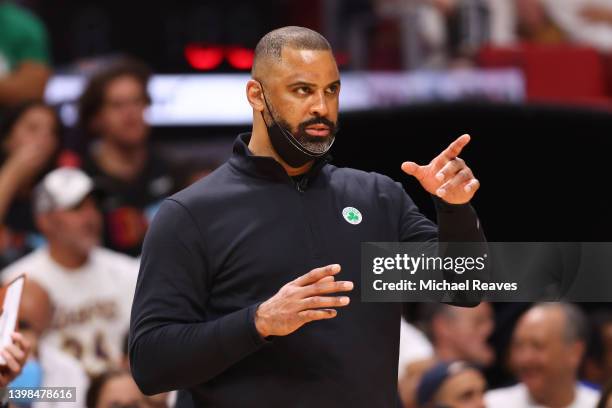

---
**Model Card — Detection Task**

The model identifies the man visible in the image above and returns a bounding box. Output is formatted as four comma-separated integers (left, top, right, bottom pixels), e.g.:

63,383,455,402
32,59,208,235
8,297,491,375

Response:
2,167,138,376
423,303,494,366
416,361,486,408
399,303,494,407
485,303,599,407
77,58,176,256
129,26,484,407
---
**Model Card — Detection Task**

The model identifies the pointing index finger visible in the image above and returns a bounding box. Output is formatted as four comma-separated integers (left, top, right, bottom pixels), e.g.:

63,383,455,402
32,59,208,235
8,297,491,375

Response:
439,134,471,162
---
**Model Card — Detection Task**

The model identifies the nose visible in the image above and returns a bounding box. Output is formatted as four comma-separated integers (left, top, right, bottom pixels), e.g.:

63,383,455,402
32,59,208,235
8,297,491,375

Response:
310,90,329,118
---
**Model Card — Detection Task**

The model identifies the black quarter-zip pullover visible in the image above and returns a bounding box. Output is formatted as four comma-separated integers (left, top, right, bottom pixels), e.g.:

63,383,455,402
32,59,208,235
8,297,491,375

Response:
129,133,485,407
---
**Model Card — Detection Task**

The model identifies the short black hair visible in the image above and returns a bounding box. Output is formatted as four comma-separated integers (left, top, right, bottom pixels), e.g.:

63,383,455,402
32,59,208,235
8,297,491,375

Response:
251,26,332,78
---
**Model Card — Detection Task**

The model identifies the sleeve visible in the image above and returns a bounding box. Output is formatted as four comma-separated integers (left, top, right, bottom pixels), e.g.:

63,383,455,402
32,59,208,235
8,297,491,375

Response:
128,199,267,395
395,182,487,306
394,180,484,243
14,9,50,65
432,196,485,242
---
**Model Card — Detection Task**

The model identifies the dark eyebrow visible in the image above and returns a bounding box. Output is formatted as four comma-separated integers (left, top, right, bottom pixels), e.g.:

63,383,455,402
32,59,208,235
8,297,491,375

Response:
287,81,316,88
287,79,341,88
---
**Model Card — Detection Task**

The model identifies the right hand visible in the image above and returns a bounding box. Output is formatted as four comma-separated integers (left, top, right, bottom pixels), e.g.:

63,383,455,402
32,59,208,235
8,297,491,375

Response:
255,264,353,338
0,332,31,386
3,137,56,185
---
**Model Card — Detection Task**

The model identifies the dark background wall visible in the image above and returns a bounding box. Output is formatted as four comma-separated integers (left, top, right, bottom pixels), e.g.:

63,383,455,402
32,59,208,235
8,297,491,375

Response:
156,102,612,242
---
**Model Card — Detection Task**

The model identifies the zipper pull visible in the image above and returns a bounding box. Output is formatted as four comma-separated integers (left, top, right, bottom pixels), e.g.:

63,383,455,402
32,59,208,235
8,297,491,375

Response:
296,177,308,193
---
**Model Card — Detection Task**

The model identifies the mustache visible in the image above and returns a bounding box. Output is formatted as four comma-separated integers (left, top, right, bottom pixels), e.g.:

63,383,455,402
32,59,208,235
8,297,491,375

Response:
298,117,338,133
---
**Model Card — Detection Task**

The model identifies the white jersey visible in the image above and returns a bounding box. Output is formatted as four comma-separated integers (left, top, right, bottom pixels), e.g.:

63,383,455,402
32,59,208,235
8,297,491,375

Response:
35,341,89,408
485,383,600,408
2,247,138,376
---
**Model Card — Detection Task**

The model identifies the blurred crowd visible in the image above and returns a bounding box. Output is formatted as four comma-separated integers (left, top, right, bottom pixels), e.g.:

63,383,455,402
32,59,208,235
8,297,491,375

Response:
398,302,612,407
1,0,612,407
352,0,612,69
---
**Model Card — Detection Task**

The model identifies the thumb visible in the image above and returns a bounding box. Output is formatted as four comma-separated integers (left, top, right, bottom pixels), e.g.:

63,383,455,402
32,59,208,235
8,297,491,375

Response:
401,162,423,180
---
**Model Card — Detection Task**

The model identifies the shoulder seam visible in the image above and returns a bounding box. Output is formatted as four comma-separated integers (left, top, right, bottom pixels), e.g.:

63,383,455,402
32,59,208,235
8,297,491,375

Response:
166,198,206,245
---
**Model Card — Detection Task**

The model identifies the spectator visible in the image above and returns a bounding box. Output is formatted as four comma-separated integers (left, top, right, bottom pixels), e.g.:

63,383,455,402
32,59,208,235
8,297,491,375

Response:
422,302,494,366
416,360,486,408
77,58,177,256
486,303,599,407
583,309,612,388
86,369,148,408
10,278,89,407
2,167,138,377
369,0,515,69
0,101,61,269
399,303,494,407
515,0,565,43
0,0,51,107
516,0,612,51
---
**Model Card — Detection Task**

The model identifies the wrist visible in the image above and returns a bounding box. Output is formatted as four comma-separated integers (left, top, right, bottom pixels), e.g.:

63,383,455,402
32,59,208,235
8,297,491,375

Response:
254,306,270,338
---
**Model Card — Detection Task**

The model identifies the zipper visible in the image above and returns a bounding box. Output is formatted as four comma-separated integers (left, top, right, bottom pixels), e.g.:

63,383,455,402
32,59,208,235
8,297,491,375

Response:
295,176,308,193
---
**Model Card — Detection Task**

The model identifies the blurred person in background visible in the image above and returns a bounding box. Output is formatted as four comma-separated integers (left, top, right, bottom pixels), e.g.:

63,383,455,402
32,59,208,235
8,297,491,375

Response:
10,279,88,407
517,0,612,51
77,58,177,257
399,303,494,407
0,101,61,269
86,369,152,408
416,360,486,408
0,0,51,107
583,309,612,389
370,0,515,68
515,0,566,43
1,167,138,377
486,303,599,408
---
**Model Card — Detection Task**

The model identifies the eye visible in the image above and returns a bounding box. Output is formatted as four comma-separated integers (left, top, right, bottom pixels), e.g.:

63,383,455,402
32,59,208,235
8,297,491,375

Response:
295,86,313,95
326,85,339,95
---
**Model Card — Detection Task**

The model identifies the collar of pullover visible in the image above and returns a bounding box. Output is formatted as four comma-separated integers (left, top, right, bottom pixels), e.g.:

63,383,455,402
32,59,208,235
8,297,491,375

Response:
229,133,330,186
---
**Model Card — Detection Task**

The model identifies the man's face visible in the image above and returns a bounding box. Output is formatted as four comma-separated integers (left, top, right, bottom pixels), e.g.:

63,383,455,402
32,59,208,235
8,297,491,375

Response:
41,196,102,256
261,47,340,154
434,369,487,408
96,75,149,148
510,307,581,400
441,303,495,366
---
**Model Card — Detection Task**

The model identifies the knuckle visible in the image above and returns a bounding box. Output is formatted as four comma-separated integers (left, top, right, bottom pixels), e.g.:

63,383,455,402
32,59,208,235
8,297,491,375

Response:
308,296,321,306
313,282,325,292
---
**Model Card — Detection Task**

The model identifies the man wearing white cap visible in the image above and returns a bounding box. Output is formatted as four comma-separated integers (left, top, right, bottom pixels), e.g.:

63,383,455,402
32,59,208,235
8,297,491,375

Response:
1,167,138,377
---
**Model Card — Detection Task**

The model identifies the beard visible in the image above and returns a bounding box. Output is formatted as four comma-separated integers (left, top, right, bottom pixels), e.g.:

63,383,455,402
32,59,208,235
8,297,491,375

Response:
274,115,339,154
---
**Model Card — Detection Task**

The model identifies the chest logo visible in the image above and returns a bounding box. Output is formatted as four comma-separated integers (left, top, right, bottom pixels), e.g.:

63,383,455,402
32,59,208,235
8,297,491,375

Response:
342,207,362,225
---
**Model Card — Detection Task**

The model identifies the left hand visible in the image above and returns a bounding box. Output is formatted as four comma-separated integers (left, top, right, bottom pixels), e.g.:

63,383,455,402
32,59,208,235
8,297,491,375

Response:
0,332,31,386
401,134,479,204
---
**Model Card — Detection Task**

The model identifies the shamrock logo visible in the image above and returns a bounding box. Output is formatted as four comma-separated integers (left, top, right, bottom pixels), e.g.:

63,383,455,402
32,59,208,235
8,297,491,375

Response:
342,207,363,225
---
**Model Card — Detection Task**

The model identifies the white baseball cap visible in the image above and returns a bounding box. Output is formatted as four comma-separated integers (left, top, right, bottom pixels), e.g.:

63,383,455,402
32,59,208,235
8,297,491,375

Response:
34,167,95,214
